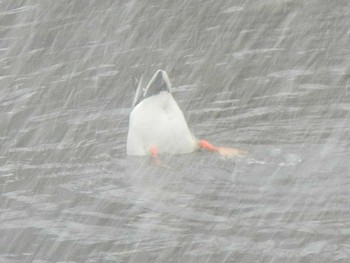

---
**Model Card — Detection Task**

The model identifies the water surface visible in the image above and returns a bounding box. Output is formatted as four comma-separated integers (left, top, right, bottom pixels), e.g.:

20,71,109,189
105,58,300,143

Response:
1,0,349,262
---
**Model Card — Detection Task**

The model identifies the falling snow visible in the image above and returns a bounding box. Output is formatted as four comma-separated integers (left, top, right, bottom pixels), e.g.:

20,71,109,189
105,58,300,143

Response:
0,0,349,262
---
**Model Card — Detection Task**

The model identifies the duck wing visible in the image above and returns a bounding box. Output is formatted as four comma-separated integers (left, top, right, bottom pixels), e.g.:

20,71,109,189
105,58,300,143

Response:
133,69,171,107
144,69,171,98
132,75,144,107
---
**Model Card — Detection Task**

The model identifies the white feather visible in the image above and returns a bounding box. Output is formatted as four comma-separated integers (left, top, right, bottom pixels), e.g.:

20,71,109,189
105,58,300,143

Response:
127,71,198,155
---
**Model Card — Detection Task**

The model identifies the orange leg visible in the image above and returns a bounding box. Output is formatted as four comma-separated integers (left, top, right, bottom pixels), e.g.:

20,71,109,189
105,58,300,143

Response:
150,145,161,165
199,140,218,152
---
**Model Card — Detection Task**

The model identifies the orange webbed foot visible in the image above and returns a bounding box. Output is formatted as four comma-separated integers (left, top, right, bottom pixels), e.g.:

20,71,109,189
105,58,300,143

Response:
217,147,247,157
199,140,247,157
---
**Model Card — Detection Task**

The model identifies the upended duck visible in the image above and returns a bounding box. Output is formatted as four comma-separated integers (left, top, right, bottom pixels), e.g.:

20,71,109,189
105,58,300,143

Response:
127,70,245,161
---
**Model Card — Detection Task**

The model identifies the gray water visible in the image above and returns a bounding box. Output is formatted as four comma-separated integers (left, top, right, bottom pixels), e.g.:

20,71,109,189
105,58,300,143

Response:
1,0,350,262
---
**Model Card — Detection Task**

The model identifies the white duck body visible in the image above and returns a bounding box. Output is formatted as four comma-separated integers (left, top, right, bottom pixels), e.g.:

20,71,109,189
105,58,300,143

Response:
127,70,198,156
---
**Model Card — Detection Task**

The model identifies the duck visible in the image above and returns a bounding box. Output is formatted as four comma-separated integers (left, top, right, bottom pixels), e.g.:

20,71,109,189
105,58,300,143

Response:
127,69,245,160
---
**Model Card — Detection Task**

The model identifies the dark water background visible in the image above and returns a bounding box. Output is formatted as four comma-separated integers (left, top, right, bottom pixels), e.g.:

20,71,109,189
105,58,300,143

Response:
1,0,349,262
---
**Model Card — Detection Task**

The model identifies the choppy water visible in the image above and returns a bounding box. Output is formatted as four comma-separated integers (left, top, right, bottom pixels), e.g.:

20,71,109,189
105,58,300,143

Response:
1,0,350,262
